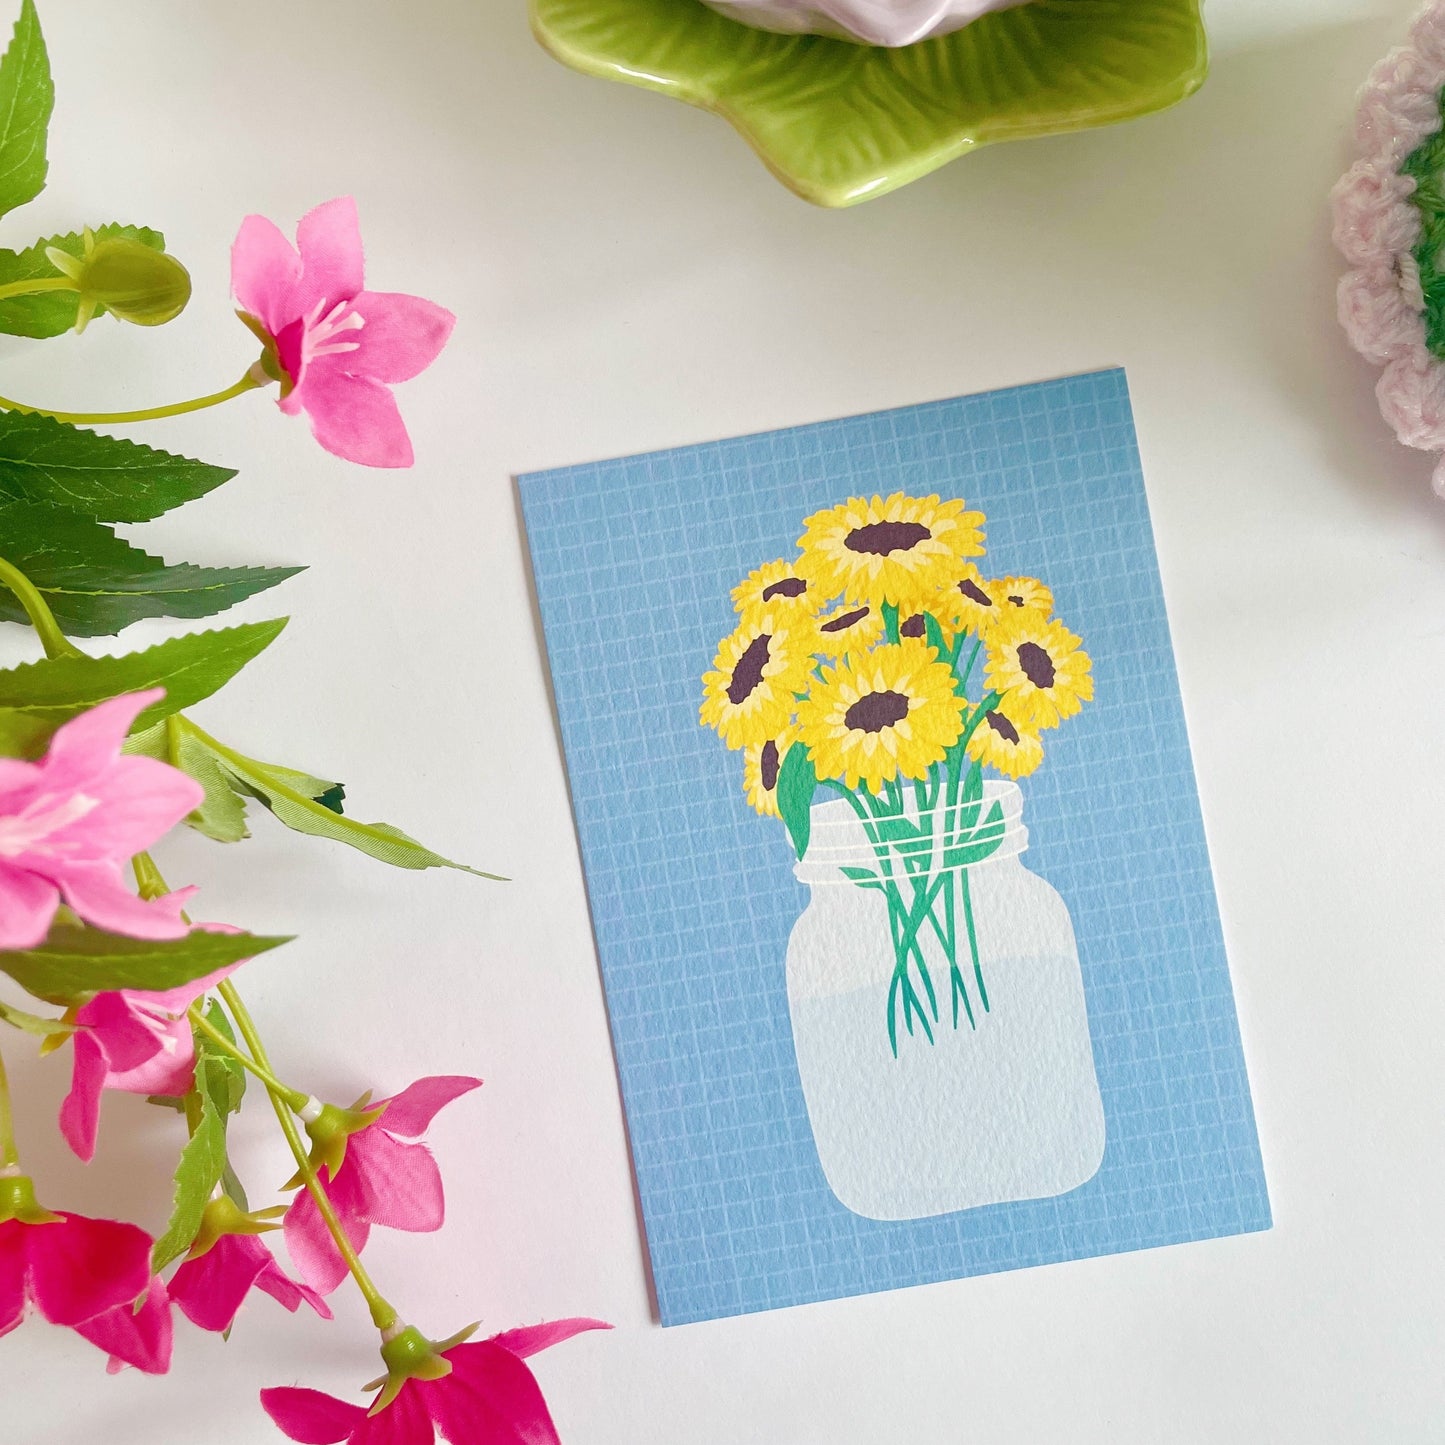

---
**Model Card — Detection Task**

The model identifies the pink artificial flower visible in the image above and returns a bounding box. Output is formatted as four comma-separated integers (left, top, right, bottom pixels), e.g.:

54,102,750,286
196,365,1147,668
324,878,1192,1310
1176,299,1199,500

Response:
284,1076,481,1295
170,1232,331,1334
0,1207,165,1370
59,956,244,1163
0,688,201,950
231,197,455,468
261,1318,611,1445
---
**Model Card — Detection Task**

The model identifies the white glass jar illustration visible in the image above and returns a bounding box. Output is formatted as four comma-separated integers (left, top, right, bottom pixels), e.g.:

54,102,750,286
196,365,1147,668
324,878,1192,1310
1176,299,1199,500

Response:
787,783,1105,1221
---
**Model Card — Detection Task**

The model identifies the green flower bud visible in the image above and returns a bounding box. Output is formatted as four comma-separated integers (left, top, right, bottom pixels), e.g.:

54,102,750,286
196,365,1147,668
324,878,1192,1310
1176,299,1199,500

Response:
44,229,191,334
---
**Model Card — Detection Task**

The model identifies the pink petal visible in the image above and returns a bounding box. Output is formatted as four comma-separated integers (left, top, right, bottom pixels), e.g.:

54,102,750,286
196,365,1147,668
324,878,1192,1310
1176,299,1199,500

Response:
294,369,414,468
349,1130,445,1233
232,214,302,336
74,1275,172,1374
169,1234,269,1334
363,1386,433,1445
56,862,192,940
38,691,161,791
436,1341,561,1445
58,1031,109,1163
282,1179,371,1297
0,862,58,951
0,757,38,803
489,1318,612,1360
253,1254,333,1321
295,197,365,313
260,1387,367,1445
46,755,204,860
0,1221,28,1336
349,292,455,385
377,1076,482,1138
129,957,242,1018
27,1213,153,1326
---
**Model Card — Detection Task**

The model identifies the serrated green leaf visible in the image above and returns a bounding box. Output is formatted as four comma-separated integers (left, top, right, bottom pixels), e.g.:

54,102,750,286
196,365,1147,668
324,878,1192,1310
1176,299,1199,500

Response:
0,499,301,635
0,0,51,220
150,1091,225,1272
777,744,817,861
0,411,235,522
0,224,162,338
0,921,291,1006
0,618,287,758
0,997,71,1038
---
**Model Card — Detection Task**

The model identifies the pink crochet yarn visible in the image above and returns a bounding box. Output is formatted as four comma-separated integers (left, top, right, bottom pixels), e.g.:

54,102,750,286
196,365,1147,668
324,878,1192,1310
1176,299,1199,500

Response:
1331,2,1445,498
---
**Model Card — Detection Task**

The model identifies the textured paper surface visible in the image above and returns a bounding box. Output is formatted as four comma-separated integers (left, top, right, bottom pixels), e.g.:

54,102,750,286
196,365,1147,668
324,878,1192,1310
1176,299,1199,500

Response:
518,368,1270,1325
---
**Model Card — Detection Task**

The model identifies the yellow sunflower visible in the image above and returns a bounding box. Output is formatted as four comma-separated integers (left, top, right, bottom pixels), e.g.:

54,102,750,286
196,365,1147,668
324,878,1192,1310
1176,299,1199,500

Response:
743,728,795,817
814,601,885,658
966,698,1045,779
701,609,817,750
984,610,1093,729
796,492,986,611
937,563,1008,638
797,641,968,795
995,575,1053,616
730,558,818,620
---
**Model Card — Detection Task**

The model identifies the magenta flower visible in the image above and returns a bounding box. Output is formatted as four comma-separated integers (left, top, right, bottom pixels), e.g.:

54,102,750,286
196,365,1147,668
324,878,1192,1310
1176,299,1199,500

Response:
73,1275,173,1375
170,1232,331,1335
0,689,201,951
261,1317,610,1445
283,1075,481,1295
59,956,244,1163
231,196,455,468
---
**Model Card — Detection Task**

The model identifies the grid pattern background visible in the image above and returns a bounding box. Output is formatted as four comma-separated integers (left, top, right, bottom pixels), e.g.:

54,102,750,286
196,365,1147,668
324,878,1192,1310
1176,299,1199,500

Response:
518,369,1270,1326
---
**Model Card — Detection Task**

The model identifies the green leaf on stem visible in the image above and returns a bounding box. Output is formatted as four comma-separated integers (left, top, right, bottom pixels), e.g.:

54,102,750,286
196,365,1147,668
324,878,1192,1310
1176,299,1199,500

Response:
0,921,291,1006
0,618,287,758
0,0,51,221
195,1000,246,1115
922,611,949,661
150,1087,226,1272
0,996,71,1038
125,717,252,843
0,499,301,635
777,744,818,860
0,224,163,337
0,411,236,522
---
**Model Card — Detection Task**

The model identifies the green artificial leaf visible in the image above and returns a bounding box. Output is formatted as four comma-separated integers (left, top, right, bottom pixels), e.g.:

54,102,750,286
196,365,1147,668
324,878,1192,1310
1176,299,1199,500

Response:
124,718,251,843
0,618,287,758
0,499,301,635
0,411,235,522
150,1089,226,1272
0,997,71,1038
923,611,949,661
777,744,818,860
0,0,51,220
0,224,163,338
194,1000,245,1115
0,921,291,1006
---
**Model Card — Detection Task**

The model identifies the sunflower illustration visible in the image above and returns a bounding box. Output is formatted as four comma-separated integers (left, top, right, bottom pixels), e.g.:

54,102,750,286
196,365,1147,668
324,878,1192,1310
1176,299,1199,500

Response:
995,574,1053,616
938,563,1008,637
701,609,817,750
814,600,886,658
796,492,985,611
797,641,968,794
966,697,1045,779
743,728,796,817
985,610,1093,729
731,558,817,620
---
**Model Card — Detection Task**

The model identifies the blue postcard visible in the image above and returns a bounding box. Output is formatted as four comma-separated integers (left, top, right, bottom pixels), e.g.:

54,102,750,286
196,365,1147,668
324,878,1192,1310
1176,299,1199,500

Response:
518,369,1270,1326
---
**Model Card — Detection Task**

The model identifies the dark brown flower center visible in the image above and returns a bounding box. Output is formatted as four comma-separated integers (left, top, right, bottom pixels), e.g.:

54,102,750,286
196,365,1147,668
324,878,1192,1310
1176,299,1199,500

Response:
762,576,807,602
844,689,911,734
844,521,931,556
1016,641,1056,689
760,739,781,791
899,613,926,638
1006,594,1025,607
727,633,772,704
821,606,869,634
958,578,993,608
985,710,1020,744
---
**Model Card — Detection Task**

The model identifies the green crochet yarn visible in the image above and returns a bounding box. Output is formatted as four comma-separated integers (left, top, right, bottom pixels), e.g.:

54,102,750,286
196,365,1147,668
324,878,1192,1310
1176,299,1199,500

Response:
1402,100,1445,357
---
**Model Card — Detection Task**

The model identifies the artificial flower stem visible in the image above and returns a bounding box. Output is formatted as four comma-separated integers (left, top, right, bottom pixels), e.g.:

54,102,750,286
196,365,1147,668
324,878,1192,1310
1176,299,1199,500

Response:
0,277,76,302
185,1006,308,1112
0,368,266,426
0,557,84,660
0,1044,18,1170
215,979,398,1332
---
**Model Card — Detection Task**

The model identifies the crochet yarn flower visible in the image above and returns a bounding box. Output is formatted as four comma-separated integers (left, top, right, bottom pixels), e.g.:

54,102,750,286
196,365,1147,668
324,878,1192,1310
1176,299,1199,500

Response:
283,1075,482,1295
261,1318,610,1445
0,689,202,950
170,1230,330,1335
231,197,455,468
1332,2,1445,497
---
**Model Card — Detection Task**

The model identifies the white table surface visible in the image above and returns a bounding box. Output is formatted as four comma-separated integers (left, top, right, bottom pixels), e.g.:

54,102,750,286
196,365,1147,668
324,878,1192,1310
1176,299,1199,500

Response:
4,0,1444,1440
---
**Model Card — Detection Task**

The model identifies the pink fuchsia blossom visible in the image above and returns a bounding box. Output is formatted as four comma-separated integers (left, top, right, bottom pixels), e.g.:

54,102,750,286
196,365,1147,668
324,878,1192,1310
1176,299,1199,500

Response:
0,688,201,951
261,1317,611,1445
170,1231,331,1334
74,1275,173,1375
283,1075,481,1295
231,197,454,468
58,955,245,1163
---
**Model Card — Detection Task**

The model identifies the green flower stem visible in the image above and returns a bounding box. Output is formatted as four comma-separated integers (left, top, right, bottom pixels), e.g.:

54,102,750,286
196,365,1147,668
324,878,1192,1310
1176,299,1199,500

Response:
216,978,398,1332
0,1044,18,1170
0,369,266,426
0,557,84,659
186,1005,308,1112
0,277,76,302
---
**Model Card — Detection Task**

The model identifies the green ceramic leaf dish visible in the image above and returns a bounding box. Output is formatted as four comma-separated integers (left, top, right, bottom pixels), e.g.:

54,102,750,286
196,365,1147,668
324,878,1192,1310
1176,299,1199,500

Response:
530,0,1208,207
